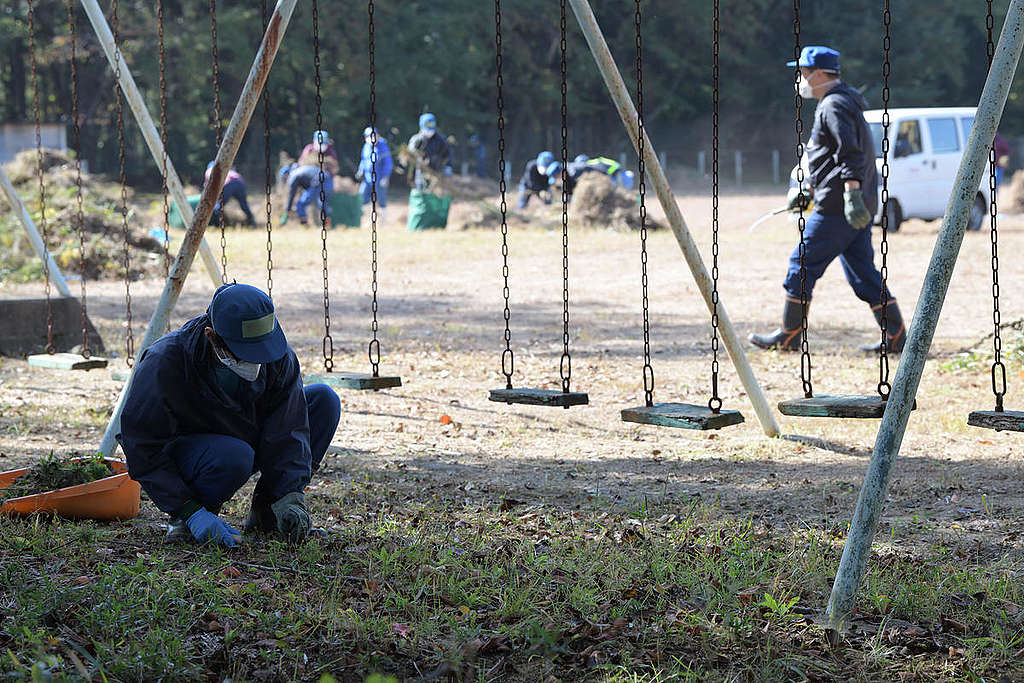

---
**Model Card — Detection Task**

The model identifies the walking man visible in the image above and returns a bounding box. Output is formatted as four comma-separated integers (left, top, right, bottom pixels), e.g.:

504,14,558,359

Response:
750,46,906,353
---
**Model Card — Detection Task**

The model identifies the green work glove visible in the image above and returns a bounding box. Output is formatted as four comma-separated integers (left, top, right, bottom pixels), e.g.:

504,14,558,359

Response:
844,188,872,230
279,213,289,226
786,188,811,212
270,491,311,542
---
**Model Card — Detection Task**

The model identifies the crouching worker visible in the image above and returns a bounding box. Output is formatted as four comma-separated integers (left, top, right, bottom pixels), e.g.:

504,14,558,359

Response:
117,283,342,547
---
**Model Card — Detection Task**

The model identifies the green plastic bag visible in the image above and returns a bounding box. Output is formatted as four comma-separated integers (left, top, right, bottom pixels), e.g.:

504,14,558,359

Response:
407,189,451,231
328,192,362,228
167,195,204,229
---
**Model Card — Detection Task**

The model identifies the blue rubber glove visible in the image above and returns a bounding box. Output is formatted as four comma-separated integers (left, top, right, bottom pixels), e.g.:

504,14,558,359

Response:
443,166,453,177
185,508,240,547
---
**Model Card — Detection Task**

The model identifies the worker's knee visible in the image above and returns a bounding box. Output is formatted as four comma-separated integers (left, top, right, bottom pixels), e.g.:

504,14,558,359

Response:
304,384,341,471
169,434,254,510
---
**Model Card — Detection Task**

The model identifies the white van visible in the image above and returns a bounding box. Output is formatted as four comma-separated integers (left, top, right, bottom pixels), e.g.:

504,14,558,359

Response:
864,107,992,232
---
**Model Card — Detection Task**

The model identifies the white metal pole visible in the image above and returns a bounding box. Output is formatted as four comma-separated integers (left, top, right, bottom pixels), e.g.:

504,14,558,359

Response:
79,0,222,287
0,164,73,298
569,0,780,437
98,0,299,456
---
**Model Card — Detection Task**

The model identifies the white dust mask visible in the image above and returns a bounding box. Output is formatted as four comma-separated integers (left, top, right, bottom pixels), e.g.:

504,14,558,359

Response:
214,344,261,382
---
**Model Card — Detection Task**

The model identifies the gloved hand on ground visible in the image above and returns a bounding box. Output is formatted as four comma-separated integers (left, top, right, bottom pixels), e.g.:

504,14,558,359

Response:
844,188,872,229
185,508,240,547
271,491,311,542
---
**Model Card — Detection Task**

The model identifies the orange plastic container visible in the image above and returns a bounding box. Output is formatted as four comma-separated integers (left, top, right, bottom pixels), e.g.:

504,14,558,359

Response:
0,458,140,521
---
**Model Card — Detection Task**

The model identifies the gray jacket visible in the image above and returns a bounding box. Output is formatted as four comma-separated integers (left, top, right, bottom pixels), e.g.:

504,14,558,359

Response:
806,82,878,217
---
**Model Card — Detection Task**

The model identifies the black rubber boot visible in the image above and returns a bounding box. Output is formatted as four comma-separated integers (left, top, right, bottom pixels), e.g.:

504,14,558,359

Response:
749,297,807,351
165,516,192,543
859,300,906,353
243,494,276,535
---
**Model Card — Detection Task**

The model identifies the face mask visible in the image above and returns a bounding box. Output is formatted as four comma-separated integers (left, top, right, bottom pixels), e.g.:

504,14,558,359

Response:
213,343,262,382
797,77,838,100
422,128,436,138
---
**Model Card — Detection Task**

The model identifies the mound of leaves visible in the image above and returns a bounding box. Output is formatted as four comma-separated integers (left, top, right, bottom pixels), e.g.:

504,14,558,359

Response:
568,172,664,231
1,148,167,283
0,452,114,503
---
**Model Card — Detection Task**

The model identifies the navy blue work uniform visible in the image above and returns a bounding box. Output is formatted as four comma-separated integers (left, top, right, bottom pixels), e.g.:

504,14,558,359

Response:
117,314,341,519
783,82,886,304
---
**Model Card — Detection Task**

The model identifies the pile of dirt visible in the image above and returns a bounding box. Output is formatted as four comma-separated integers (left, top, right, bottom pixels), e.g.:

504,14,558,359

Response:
1,148,167,283
0,452,113,503
999,170,1024,214
568,173,664,231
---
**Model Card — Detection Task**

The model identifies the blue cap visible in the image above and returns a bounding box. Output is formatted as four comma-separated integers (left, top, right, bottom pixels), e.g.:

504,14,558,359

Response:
207,283,288,363
363,126,378,137
207,161,215,170
786,46,840,72
419,113,437,130
312,129,329,144
536,151,555,169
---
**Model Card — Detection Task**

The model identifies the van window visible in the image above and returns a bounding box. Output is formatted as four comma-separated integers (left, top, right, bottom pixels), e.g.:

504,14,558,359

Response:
895,119,922,157
869,122,884,158
961,116,975,143
927,117,960,153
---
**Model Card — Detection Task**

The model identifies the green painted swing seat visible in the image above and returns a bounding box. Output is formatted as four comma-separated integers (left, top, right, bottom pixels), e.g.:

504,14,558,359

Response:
778,393,916,419
27,353,107,371
621,402,744,430
489,388,589,408
967,410,1024,432
308,372,402,391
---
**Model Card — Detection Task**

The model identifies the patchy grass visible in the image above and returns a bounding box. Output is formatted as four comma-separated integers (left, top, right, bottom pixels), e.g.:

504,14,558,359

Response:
1,485,1021,681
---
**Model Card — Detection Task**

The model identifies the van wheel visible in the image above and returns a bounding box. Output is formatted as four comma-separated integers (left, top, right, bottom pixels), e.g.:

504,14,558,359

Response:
968,194,986,231
883,199,903,232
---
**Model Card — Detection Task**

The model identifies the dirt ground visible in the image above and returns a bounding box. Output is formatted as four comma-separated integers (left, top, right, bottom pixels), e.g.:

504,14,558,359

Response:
1,188,1023,562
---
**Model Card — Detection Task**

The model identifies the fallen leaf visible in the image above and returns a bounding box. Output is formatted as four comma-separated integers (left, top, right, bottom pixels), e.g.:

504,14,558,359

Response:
221,565,242,579
73,576,91,586
440,414,453,425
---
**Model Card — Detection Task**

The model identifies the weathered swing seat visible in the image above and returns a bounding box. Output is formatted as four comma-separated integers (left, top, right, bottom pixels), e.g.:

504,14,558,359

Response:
967,410,1024,432
110,367,132,382
489,388,589,408
621,402,744,430
778,393,915,419
308,372,402,391
27,352,107,371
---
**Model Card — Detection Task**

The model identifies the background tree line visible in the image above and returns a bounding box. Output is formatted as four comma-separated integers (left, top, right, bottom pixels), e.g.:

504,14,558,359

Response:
0,0,1015,189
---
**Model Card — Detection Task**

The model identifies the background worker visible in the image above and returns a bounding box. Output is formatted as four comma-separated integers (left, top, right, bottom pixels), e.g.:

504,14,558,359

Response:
467,134,488,178
516,150,559,209
117,283,342,547
280,163,333,227
356,126,394,221
407,113,452,190
298,129,340,176
205,161,255,226
994,131,1011,187
750,45,905,353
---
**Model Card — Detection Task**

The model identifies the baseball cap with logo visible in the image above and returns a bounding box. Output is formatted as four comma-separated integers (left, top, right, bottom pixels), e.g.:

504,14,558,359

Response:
207,283,288,363
786,45,841,72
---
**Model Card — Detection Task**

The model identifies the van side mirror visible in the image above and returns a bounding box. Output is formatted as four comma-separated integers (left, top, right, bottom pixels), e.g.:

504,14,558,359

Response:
894,139,911,158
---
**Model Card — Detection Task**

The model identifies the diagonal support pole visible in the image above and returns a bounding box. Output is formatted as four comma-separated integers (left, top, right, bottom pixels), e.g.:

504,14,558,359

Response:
98,0,299,456
568,0,779,437
79,0,222,287
0,164,73,298
826,0,1024,629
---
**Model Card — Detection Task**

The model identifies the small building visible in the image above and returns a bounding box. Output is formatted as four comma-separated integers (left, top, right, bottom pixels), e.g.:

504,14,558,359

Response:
0,123,67,164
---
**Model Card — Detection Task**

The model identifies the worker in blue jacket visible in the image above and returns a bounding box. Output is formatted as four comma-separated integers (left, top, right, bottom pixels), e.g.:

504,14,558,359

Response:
280,163,333,227
117,283,341,547
516,151,560,209
356,126,394,217
750,46,905,353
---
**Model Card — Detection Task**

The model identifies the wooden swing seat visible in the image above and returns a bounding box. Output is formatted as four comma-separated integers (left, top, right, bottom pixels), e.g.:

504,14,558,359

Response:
778,393,915,419
27,352,107,371
489,388,589,408
967,409,1024,432
308,372,402,391
621,402,744,430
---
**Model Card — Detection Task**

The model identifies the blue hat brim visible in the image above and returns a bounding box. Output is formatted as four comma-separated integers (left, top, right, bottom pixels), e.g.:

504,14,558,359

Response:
785,59,799,67
221,320,288,364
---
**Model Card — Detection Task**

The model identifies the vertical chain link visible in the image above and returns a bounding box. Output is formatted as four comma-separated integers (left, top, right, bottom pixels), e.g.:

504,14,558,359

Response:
986,0,1006,411
27,0,55,355
635,0,654,407
113,0,134,367
367,0,381,377
558,0,572,394
793,0,812,397
313,0,333,372
876,0,892,399
67,0,90,358
262,0,274,300
210,0,227,282
708,0,723,413
495,0,515,390
157,0,171,296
